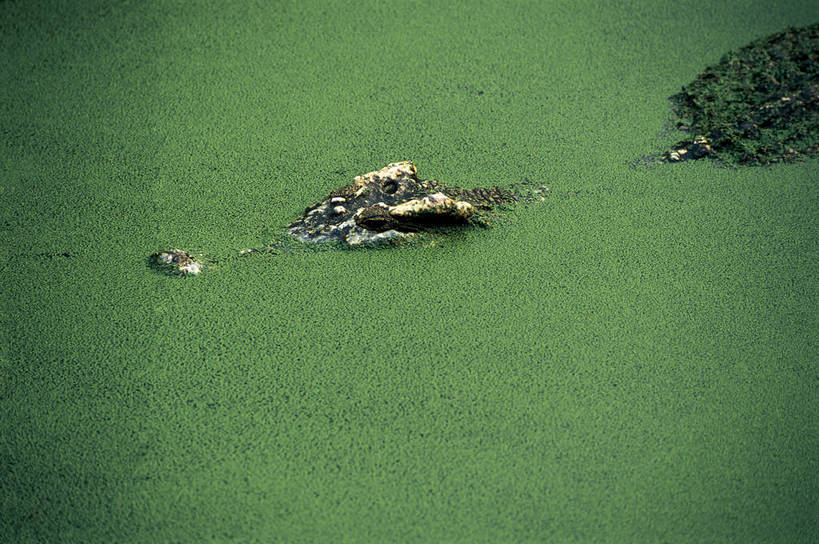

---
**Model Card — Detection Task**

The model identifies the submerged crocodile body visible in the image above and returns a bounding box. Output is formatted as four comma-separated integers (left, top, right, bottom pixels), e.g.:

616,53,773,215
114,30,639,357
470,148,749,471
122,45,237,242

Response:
151,161,538,275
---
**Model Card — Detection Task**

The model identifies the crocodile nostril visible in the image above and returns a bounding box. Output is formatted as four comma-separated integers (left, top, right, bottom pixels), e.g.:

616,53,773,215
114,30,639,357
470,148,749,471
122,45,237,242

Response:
381,180,398,194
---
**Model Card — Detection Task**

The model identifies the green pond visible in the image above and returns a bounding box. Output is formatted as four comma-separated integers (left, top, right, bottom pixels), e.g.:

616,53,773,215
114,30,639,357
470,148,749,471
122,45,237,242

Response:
2,1,818,542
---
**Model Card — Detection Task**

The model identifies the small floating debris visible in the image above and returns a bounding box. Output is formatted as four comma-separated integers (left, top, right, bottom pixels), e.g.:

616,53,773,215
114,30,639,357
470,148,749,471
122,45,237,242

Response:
150,249,204,276
286,161,518,246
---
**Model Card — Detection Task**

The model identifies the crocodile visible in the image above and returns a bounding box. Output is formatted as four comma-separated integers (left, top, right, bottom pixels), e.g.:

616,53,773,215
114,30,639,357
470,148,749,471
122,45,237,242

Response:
286,161,517,245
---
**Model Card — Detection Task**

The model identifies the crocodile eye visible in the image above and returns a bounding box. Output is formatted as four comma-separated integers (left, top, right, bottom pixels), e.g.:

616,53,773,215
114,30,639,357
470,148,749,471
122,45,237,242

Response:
381,180,398,194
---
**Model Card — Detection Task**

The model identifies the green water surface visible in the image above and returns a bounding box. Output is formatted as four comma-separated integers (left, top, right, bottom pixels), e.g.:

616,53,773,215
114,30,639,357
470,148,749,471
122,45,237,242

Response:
2,1,818,542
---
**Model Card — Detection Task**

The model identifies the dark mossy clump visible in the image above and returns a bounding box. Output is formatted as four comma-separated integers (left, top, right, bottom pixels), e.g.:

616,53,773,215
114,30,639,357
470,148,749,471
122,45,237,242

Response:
664,23,818,165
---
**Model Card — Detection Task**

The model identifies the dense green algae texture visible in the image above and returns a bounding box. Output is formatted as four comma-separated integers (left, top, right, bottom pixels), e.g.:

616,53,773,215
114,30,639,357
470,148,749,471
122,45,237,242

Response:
2,1,818,542
668,23,819,165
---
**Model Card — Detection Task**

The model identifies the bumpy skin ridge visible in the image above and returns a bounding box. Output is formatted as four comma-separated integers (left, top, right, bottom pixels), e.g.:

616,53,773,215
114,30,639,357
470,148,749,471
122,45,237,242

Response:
286,162,516,246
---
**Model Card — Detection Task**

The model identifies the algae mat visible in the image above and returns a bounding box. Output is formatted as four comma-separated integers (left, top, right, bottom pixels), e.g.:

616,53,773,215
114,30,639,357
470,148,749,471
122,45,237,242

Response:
2,1,818,542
